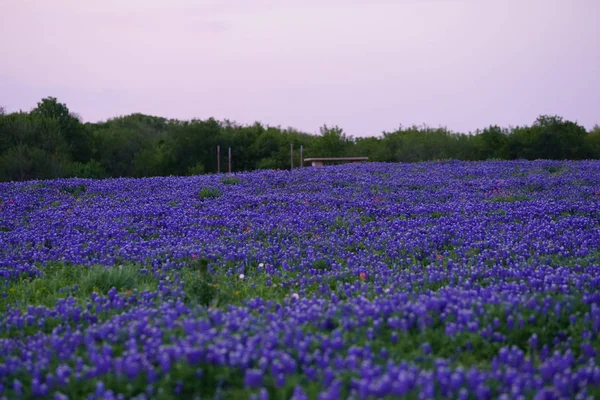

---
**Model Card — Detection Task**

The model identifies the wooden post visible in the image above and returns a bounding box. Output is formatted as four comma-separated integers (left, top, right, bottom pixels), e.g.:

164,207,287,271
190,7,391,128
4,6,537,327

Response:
300,145,304,167
228,147,232,173
217,145,220,173
290,144,294,170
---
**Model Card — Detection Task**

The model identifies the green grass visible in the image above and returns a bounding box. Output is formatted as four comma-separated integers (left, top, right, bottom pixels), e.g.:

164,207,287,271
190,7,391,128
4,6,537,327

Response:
489,194,531,203
2,260,285,310
543,165,567,175
60,183,87,197
198,187,222,199
221,176,242,185
0,263,159,312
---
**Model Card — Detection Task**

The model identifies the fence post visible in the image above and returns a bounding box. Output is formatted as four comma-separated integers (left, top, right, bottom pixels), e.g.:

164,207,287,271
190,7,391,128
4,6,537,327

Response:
228,147,232,173
300,145,304,167
217,145,220,173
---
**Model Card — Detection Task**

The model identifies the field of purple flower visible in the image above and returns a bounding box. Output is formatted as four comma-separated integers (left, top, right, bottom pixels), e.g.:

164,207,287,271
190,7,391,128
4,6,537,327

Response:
1,160,600,399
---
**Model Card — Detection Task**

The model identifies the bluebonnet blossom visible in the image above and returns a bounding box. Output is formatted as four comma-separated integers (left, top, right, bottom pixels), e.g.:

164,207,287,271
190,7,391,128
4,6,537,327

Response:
0,160,599,398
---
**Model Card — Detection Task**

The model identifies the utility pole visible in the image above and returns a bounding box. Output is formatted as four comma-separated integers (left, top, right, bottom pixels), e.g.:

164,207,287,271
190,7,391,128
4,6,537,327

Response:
228,147,232,173
300,145,304,167
217,145,221,173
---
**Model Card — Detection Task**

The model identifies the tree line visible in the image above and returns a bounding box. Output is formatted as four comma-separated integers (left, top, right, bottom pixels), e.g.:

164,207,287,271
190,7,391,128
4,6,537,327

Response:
1,97,599,181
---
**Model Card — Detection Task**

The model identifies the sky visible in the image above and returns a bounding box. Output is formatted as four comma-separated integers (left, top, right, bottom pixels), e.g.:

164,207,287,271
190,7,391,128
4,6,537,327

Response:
1,0,599,137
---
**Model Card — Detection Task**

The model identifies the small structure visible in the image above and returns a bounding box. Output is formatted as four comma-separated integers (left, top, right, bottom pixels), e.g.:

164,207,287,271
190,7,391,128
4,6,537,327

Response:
303,157,368,167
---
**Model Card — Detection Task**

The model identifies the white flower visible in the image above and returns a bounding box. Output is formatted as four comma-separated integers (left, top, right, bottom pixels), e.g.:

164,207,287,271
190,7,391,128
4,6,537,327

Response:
384,288,391,294
239,273,245,279
291,293,300,300
258,263,264,268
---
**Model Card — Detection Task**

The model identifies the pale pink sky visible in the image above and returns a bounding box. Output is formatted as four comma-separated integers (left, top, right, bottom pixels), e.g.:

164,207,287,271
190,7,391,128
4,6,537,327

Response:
1,0,598,136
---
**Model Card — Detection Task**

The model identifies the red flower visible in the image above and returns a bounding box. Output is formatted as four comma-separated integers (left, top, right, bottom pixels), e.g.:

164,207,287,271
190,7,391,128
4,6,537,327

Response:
359,272,367,281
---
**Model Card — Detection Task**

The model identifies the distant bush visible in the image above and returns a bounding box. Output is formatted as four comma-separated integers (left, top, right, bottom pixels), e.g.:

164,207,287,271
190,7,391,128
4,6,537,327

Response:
187,162,205,176
198,187,222,199
221,176,241,185
1,96,598,182
69,160,108,179
60,183,87,197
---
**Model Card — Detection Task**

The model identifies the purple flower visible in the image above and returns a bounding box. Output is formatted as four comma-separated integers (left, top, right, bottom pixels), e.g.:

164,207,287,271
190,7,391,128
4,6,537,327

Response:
244,369,264,389
529,334,539,350
422,343,432,355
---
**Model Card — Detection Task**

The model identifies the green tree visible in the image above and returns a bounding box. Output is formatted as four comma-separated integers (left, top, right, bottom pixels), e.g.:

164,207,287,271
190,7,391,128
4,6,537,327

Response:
381,125,460,162
68,160,108,179
0,111,70,159
585,125,600,158
133,146,166,177
3,97,599,181
533,115,587,159
353,137,386,162
93,127,149,177
222,121,264,172
308,125,353,158
31,97,92,162
502,116,587,160
0,145,70,181
252,128,284,168
472,125,508,160
163,118,222,175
